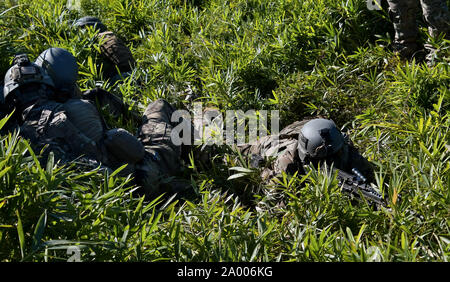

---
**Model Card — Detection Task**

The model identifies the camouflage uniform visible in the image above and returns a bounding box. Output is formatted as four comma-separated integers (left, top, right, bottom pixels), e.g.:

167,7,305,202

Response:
79,88,188,197
75,17,136,82
4,85,138,172
134,99,189,198
237,119,374,209
13,95,186,198
387,0,450,59
97,31,136,82
3,83,185,199
18,99,101,165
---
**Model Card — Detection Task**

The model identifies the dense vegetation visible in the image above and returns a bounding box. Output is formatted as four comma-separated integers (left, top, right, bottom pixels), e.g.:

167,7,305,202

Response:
0,0,449,262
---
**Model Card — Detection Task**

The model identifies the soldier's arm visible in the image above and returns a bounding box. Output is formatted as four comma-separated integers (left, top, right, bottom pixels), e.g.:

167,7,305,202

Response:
347,145,376,184
82,87,141,123
46,109,100,161
238,137,304,177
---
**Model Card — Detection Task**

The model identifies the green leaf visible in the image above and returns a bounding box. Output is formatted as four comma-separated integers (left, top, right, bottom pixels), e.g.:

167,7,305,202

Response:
229,167,253,173
121,225,130,244
16,210,25,260
31,210,47,252
0,166,11,179
46,152,55,175
0,110,14,130
227,173,248,180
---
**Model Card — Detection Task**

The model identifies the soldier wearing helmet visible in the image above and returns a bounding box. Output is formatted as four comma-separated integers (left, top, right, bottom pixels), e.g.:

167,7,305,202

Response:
1,50,189,199
1,55,52,133
35,47,81,99
74,16,107,33
240,118,373,180
386,0,450,63
235,117,375,209
74,16,136,83
1,53,100,163
2,54,55,106
297,119,349,169
34,47,132,120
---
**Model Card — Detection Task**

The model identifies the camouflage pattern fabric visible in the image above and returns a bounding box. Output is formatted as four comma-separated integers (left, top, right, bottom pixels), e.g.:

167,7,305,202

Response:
236,119,375,211
98,31,136,80
19,99,100,165
14,91,131,170
62,98,141,175
104,128,145,164
80,89,188,197
62,94,183,188
387,0,450,58
238,120,307,180
134,99,189,198
239,119,374,181
420,0,450,37
17,94,187,198
63,99,105,143
387,0,422,57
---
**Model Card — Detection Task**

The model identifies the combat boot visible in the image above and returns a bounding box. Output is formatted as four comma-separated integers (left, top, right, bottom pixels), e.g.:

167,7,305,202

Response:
392,42,426,62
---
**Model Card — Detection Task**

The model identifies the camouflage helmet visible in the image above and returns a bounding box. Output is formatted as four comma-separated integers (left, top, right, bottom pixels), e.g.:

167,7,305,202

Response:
2,54,55,103
74,16,107,32
297,118,346,162
35,48,78,94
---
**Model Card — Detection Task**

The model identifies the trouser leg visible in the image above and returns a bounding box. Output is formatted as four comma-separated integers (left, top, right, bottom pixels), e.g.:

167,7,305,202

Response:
138,99,181,174
387,0,422,58
420,0,450,64
420,0,450,38
135,99,188,197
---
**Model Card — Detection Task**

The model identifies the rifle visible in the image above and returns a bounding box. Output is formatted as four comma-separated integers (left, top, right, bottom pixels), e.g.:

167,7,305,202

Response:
333,167,387,208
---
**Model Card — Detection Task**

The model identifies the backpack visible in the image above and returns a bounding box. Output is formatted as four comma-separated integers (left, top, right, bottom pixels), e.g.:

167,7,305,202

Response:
98,31,136,74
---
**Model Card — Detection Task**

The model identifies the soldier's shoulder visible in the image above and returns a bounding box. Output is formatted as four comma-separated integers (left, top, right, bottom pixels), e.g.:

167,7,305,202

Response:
279,121,304,136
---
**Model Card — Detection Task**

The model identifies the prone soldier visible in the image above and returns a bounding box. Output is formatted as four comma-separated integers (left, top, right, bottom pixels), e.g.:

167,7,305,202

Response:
235,118,384,210
74,16,136,84
32,47,137,124
1,50,189,199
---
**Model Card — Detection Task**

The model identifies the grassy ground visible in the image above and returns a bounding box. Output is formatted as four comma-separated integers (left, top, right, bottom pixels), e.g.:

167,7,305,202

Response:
0,0,449,262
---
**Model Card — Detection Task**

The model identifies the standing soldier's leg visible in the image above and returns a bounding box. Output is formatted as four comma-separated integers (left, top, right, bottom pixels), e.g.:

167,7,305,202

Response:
387,0,422,58
420,0,450,38
135,99,185,197
420,0,450,64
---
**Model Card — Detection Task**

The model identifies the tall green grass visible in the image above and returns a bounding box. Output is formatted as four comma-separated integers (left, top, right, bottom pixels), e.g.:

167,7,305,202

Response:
0,0,449,261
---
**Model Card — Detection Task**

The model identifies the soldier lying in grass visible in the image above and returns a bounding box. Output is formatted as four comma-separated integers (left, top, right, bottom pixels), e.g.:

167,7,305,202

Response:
229,117,385,211
1,49,190,200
